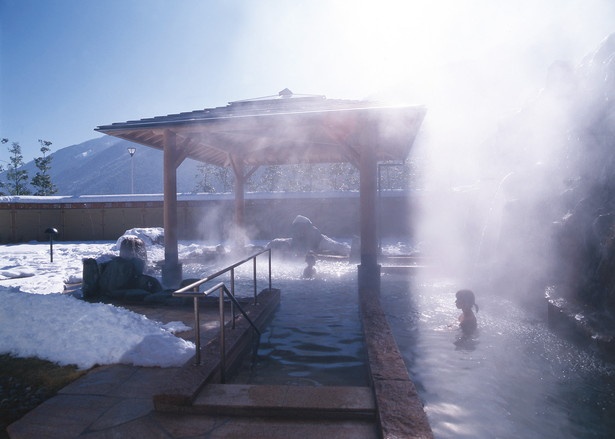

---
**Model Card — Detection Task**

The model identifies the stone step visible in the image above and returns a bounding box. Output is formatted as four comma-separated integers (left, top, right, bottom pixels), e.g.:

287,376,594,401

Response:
189,384,377,420
173,414,379,438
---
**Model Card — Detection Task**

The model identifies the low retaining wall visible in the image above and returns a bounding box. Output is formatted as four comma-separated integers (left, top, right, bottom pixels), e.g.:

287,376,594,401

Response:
360,287,434,438
0,191,416,243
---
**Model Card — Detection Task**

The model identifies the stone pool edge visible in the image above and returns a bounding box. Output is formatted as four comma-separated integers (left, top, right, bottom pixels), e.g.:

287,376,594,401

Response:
359,287,434,439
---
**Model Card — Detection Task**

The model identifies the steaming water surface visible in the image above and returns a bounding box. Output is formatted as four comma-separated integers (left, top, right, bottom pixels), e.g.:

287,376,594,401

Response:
380,274,615,439
230,260,368,386
224,257,615,437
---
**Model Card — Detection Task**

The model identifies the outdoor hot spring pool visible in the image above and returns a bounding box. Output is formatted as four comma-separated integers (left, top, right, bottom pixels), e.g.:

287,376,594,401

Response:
230,259,369,387
380,273,615,439
228,259,615,438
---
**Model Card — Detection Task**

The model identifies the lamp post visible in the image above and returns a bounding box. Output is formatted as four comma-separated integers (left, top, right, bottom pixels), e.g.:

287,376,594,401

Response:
44,227,58,262
127,147,136,194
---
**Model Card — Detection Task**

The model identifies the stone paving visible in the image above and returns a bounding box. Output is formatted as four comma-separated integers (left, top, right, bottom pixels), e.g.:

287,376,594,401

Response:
8,363,379,438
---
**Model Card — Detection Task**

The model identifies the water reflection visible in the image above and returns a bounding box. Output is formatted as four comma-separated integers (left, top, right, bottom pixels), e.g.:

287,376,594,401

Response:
454,334,478,351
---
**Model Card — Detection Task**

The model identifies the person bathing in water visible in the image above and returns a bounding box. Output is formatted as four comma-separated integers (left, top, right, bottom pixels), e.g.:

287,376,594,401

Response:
302,252,317,278
455,289,479,334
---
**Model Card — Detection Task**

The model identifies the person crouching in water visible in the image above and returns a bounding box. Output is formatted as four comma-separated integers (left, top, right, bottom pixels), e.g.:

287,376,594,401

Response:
455,289,479,334
302,252,317,278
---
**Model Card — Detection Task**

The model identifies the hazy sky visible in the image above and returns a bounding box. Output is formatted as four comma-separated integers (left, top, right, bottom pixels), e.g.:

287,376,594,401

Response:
1,0,614,161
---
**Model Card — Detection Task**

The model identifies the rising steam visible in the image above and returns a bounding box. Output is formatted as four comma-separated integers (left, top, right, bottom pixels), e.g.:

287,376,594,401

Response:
412,32,615,301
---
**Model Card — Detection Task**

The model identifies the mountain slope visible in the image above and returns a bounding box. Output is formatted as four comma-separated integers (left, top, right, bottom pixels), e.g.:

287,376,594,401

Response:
1,136,203,195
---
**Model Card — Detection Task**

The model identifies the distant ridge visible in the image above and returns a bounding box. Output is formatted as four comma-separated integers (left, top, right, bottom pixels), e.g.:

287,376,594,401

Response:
0,136,203,196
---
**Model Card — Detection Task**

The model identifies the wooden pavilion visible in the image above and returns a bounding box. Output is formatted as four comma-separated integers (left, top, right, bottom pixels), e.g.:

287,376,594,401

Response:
96,89,426,290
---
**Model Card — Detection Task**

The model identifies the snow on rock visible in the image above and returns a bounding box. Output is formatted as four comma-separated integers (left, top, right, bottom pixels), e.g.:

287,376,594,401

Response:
318,234,351,256
114,227,165,249
162,321,193,334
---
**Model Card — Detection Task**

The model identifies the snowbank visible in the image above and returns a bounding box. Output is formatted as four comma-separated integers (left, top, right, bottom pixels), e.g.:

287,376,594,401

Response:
0,291,194,369
0,240,195,368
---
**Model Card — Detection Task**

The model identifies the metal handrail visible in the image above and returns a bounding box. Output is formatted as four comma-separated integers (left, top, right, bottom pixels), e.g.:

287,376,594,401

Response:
172,249,272,380
174,282,260,381
175,248,272,305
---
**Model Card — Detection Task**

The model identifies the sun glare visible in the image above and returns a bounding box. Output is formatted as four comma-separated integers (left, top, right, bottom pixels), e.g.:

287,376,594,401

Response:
327,1,441,100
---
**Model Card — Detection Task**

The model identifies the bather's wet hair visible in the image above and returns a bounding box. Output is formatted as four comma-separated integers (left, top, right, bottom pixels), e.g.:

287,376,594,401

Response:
456,289,479,313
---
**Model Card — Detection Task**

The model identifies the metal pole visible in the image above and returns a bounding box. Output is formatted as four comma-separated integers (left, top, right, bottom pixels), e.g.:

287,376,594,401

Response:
45,228,58,263
253,256,257,304
230,268,236,329
193,296,201,365
378,163,382,256
268,249,272,292
219,285,226,383
127,147,136,194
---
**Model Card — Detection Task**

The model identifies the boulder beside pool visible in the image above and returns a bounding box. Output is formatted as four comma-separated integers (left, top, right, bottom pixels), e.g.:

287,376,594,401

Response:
267,215,350,258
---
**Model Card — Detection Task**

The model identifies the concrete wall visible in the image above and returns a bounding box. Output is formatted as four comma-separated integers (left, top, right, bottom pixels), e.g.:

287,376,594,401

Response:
0,192,415,243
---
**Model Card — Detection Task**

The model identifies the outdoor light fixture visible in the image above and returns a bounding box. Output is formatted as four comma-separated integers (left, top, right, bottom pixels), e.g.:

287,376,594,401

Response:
44,227,58,262
127,147,136,194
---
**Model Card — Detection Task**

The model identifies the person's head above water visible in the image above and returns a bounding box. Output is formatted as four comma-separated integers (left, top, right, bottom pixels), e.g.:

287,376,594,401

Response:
455,289,479,334
305,252,316,267
303,252,317,278
455,289,479,313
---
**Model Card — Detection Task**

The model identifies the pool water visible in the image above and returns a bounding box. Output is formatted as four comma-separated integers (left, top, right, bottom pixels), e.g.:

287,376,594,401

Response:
230,260,369,387
380,273,615,439
225,257,615,437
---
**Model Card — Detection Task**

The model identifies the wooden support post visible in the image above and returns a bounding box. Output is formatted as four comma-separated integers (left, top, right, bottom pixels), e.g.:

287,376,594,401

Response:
231,157,246,251
358,127,381,293
162,129,183,287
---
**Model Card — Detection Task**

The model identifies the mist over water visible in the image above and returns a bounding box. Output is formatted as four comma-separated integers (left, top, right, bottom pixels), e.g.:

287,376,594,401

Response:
412,31,615,299
399,29,615,438
380,274,615,439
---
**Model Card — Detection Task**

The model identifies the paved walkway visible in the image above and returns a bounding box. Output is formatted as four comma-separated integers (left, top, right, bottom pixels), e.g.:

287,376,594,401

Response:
8,363,377,438
7,295,379,438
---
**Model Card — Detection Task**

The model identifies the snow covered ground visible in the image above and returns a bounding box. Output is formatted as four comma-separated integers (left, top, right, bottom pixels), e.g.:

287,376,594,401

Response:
0,226,411,371
0,231,196,369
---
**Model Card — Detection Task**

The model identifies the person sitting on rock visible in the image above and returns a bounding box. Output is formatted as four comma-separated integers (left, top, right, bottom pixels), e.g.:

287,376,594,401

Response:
302,252,317,278
455,289,479,334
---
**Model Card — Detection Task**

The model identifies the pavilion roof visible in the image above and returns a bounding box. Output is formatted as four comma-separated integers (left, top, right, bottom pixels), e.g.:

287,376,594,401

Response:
95,89,426,167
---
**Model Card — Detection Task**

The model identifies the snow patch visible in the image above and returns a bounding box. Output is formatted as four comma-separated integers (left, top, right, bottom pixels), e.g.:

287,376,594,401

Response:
0,291,195,369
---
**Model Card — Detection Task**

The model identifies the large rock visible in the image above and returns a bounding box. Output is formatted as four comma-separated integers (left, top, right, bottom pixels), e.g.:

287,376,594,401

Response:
318,234,351,257
82,258,100,299
135,274,163,294
119,236,147,264
268,216,350,258
98,257,140,293
593,213,615,310
265,238,292,254
290,215,323,255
